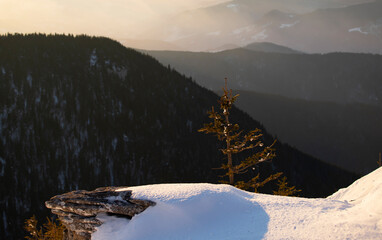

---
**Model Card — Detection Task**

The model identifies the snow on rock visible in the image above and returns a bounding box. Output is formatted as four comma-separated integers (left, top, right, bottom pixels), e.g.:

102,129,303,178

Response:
280,21,299,29
90,49,98,66
348,27,369,34
26,73,32,87
0,157,5,177
45,186,155,239
226,3,239,13
251,30,268,41
93,172,382,240
226,4,237,8
232,26,253,35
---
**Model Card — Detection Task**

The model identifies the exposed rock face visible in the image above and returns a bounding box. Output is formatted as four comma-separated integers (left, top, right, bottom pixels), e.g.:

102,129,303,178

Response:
45,186,155,240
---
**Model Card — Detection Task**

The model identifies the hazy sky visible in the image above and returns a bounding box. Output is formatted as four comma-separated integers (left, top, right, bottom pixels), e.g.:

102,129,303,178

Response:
0,0,228,39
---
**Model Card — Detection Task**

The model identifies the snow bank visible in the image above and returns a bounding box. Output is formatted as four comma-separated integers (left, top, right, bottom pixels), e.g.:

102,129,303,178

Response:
329,167,382,205
328,167,382,229
93,184,268,240
93,169,382,240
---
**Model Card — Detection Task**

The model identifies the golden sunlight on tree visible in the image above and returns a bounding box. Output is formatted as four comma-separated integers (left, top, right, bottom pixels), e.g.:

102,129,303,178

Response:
199,78,281,192
273,176,301,196
24,215,65,240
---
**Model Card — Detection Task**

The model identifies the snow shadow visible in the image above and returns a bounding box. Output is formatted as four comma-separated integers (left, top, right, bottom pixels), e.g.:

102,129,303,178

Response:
93,186,269,240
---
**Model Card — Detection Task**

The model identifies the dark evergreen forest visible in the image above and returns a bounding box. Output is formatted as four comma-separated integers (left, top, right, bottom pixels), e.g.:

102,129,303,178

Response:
0,34,357,239
232,90,382,174
146,48,382,173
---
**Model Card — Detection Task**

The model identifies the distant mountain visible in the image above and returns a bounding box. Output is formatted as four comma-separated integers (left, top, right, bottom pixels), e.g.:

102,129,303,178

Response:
207,43,239,52
145,48,382,174
243,42,301,54
201,0,373,15
146,49,382,106
231,90,382,174
119,38,183,51
0,34,357,239
207,42,299,53
254,0,382,53
136,0,382,53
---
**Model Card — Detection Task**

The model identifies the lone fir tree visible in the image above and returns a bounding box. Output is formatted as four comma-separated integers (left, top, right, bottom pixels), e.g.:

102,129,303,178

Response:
199,79,280,191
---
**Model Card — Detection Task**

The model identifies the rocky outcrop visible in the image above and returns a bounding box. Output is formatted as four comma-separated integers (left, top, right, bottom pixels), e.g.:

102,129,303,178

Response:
45,186,155,240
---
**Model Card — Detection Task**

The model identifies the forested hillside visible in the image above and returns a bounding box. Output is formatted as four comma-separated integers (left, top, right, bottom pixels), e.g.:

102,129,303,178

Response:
146,48,382,173
146,49,382,106
0,34,357,239
231,90,382,174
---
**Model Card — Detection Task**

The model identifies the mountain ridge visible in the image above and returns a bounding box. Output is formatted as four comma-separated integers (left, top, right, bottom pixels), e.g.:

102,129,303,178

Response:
134,0,382,53
145,48,382,173
230,90,382,174
146,48,382,106
0,34,357,239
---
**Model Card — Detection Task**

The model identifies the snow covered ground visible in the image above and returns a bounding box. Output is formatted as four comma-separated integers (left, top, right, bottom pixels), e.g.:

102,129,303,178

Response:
93,167,382,240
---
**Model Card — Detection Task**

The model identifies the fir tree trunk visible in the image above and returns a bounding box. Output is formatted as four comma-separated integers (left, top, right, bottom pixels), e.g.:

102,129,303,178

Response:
225,114,234,185
227,150,234,185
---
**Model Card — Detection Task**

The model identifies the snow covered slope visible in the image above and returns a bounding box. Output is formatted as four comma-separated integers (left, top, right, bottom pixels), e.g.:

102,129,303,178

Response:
328,166,382,229
93,168,382,240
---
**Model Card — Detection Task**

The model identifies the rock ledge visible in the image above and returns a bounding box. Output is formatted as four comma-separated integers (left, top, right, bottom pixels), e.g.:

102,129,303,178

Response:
45,186,155,240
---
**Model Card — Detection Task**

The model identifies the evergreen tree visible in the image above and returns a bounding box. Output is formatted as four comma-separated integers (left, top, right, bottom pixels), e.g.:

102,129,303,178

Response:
273,176,301,196
24,216,65,240
199,79,280,190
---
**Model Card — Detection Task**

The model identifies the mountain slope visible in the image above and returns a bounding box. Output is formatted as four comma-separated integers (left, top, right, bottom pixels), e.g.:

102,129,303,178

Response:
258,0,382,53
232,90,382,174
119,38,183,51
0,34,357,239
145,49,382,174
146,49,382,106
243,42,301,54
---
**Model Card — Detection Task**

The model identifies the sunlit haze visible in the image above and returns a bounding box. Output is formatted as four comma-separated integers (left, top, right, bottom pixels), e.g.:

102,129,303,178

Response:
0,0,229,39
1,0,379,52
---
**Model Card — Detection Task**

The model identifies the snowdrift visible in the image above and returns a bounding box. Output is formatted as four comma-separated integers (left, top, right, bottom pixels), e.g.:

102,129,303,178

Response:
93,168,382,240
328,166,382,230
